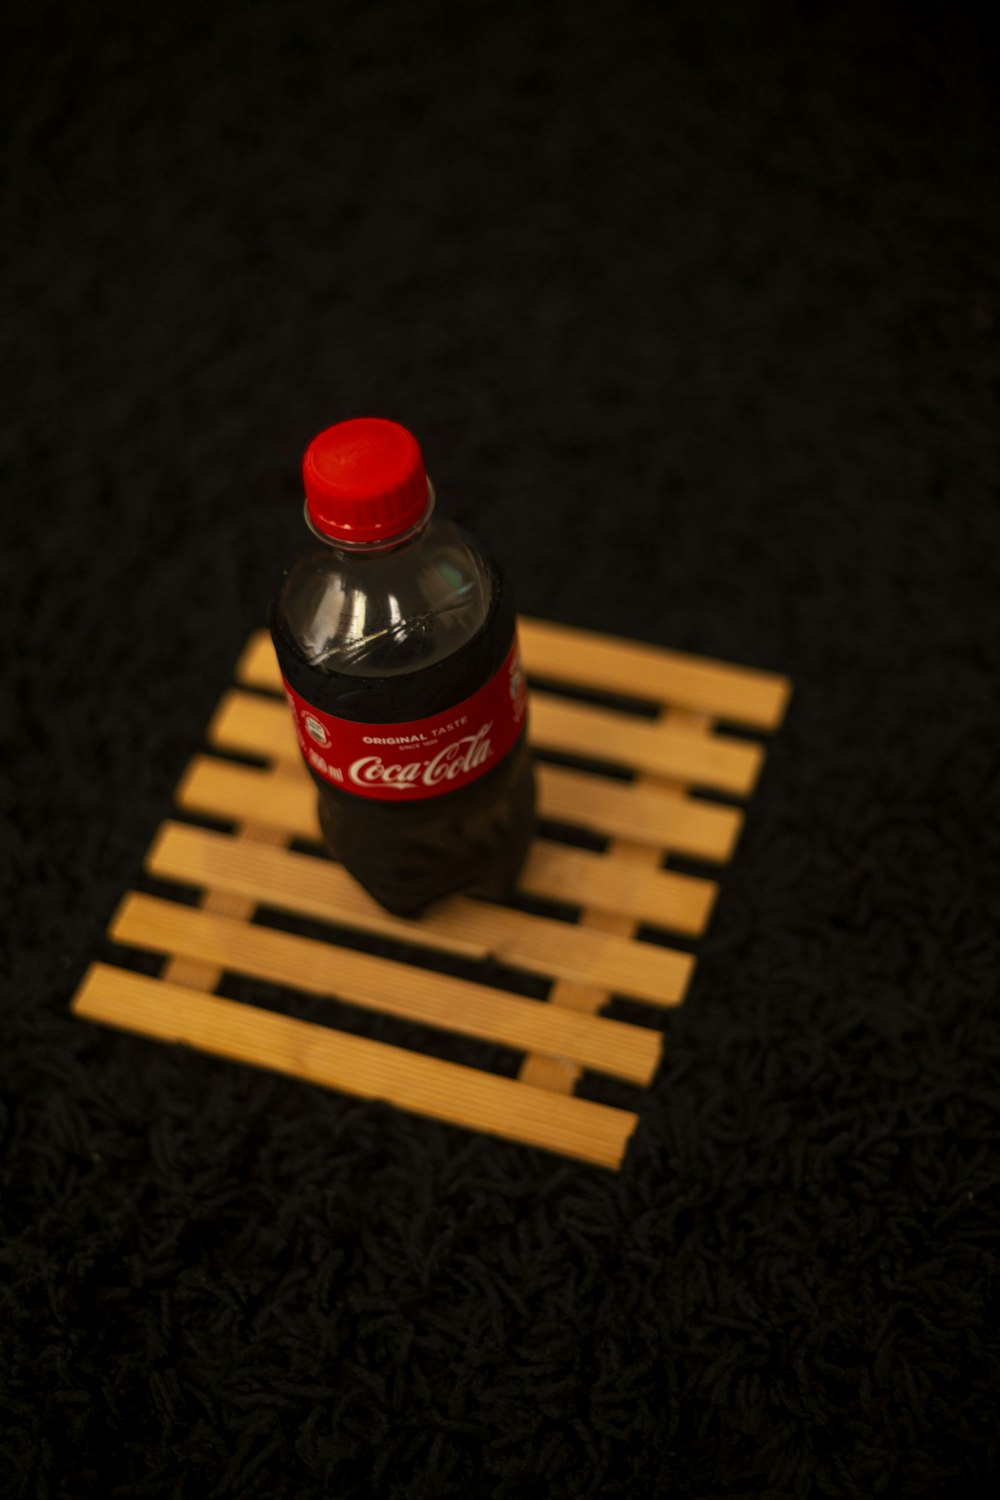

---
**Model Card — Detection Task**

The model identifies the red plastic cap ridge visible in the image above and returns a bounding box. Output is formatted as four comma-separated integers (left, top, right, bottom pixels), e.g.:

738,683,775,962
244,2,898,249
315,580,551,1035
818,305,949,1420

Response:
302,417,429,543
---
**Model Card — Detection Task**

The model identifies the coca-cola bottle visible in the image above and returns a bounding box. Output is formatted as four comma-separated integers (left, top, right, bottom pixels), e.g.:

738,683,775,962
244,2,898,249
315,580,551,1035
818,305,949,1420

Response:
271,417,536,916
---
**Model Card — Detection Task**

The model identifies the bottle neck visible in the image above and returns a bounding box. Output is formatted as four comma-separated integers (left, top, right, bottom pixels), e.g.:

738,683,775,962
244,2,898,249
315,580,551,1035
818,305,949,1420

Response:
304,483,437,559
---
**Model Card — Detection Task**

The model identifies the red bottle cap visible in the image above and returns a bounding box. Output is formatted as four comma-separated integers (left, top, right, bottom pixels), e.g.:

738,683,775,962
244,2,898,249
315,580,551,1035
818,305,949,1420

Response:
302,417,430,544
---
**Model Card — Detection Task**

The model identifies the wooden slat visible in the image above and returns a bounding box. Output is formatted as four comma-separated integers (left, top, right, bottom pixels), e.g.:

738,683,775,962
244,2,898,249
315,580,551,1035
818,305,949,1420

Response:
150,821,485,961
236,630,279,688
216,809,716,935
211,683,761,797
519,840,715,935
177,756,309,829
529,693,762,794
146,823,692,1007
519,618,790,729
73,964,638,1169
535,764,741,862
111,893,662,1084
208,689,293,759
235,622,791,731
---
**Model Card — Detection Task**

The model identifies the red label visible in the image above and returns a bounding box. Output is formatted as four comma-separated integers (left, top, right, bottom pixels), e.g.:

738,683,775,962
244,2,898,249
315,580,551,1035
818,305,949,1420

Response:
281,636,527,801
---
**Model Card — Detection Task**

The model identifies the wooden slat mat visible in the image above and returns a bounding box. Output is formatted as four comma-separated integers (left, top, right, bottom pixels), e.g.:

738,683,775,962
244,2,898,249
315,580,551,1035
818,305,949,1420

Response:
73,617,790,1169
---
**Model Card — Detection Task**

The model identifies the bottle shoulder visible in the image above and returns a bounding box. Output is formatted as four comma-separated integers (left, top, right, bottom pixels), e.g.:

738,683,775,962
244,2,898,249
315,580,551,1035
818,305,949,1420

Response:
275,516,495,678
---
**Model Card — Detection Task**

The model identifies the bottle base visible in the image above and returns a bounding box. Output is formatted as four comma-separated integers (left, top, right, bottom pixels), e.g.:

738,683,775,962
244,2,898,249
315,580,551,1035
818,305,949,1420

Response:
314,741,536,919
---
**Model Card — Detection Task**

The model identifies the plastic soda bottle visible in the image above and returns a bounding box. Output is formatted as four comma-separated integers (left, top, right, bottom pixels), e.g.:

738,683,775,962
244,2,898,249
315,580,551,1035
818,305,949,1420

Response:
271,417,536,916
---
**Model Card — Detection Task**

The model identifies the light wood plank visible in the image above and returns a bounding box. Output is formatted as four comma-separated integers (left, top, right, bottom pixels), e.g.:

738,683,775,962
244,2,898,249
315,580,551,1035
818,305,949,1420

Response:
235,621,791,731
111,893,662,1083
177,757,314,833
529,693,762,794
151,820,487,961
236,631,278,688
519,840,715,935
209,689,294,761
520,618,790,728
535,763,741,862
154,815,715,952
146,823,692,1007
72,964,637,1169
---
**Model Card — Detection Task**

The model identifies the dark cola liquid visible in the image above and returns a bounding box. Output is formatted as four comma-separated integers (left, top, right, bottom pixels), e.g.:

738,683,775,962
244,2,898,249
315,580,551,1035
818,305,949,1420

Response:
272,551,536,917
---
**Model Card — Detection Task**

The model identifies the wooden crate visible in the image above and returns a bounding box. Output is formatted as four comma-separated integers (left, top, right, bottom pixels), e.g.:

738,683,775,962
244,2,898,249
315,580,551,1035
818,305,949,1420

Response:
72,617,790,1170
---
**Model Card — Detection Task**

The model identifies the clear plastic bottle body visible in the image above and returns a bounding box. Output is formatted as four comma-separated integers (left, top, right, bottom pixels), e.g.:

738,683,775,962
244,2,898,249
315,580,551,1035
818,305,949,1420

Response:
272,506,536,915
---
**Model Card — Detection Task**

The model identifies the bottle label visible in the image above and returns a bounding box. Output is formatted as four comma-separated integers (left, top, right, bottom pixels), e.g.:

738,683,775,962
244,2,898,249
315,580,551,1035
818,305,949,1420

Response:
281,636,527,801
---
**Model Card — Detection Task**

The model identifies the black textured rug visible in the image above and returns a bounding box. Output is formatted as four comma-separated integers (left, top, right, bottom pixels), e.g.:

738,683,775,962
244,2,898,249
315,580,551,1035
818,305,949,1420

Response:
3,2,999,1495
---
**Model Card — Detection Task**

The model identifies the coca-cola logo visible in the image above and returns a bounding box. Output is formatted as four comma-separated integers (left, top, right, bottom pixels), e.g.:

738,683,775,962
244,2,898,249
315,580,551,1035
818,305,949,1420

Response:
349,723,495,792
281,634,521,801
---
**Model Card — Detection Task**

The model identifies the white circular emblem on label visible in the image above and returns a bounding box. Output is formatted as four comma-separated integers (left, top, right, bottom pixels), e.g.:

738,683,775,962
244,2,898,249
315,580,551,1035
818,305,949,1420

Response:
304,714,329,747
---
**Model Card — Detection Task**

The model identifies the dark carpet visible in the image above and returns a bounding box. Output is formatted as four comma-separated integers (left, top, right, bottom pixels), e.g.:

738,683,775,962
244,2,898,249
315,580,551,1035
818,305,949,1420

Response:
3,1,999,1495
